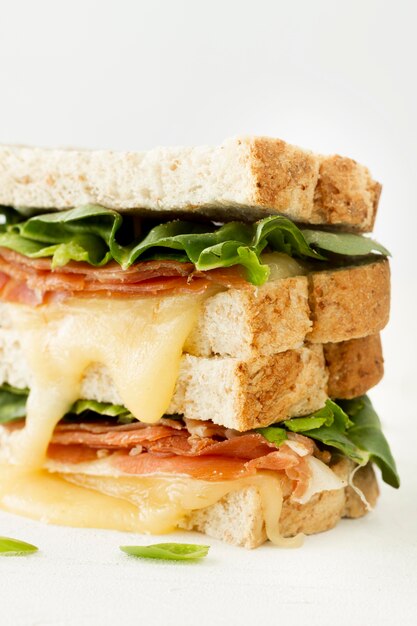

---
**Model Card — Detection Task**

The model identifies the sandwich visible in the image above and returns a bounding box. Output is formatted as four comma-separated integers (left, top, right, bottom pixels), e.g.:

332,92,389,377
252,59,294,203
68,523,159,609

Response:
0,137,398,548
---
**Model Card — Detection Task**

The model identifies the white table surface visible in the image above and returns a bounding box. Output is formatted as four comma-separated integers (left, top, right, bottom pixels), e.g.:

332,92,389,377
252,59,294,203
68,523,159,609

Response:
1,381,416,626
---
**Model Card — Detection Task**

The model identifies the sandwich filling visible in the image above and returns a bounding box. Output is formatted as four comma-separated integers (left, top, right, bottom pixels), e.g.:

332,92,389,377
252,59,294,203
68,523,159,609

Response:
0,204,398,544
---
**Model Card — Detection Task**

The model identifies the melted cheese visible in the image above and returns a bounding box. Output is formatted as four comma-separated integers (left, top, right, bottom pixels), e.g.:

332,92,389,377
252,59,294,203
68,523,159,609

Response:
4,295,202,468
0,464,301,547
0,263,330,547
262,252,309,281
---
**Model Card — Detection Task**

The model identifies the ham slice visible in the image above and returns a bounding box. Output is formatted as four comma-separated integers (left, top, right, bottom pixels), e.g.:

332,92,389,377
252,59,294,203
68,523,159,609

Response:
109,452,252,481
45,419,315,495
0,248,249,304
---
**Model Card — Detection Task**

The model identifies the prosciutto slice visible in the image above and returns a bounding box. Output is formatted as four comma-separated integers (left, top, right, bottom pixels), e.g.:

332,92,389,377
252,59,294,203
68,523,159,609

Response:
46,419,316,495
0,248,249,305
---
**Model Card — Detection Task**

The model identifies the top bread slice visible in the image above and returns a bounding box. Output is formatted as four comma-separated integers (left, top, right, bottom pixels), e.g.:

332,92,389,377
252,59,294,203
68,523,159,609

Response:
0,137,380,231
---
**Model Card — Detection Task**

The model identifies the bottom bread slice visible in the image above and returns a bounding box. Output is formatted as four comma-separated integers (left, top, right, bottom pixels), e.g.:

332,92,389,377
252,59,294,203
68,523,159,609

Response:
179,458,379,548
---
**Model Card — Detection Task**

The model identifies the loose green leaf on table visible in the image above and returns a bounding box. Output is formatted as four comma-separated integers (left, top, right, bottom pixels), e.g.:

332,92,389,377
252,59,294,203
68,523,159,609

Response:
120,543,210,561
0,537,38,556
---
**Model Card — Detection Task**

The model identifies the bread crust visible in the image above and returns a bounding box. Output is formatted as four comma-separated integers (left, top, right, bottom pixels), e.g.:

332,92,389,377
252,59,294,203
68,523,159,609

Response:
307,259,390,343
312,154,382,230
0,137,380,231
251,138,380,231
181,459,379,548
324,333,384,399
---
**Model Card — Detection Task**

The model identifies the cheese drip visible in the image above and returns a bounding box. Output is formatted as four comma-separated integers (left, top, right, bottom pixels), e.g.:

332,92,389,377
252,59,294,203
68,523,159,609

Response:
5,295,201,468
0,464,301,547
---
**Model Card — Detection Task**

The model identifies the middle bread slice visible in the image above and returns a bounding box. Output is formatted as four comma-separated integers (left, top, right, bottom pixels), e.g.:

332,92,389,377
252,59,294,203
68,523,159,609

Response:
185,258,389,358
0,330,383,431
0,257,389,431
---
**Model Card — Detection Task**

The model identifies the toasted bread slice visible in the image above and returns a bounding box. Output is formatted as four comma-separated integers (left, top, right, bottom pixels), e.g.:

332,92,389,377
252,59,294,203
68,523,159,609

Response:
324,333,384,399
180,459,379,548
0,331,383,430
186,259,390,358
0,137,380,230
307,259,390,344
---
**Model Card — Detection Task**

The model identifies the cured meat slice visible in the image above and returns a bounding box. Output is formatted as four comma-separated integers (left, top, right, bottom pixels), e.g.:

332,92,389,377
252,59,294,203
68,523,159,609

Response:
0,248,249,304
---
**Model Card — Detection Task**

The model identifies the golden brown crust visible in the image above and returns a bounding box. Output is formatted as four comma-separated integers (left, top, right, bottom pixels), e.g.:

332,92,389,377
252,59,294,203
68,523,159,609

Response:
323,334,384,399
237,345,328,429
248,277,311,356
250,138,380,232
312,155,381,231
307,259,390,343
251,137,318,220
171,333,383,431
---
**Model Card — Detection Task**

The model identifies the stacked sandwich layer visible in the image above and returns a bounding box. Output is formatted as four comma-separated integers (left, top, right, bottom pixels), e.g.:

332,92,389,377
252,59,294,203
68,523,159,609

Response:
0,137,398,548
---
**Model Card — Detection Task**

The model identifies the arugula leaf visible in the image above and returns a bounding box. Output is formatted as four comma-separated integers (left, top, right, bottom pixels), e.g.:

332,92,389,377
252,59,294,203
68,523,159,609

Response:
120,543,210,561
281,398,399,488
255,426,287,446
70,399,134,422
0,536,38,556
339,396,400,488
284,401,366,464
0,205,389,286
0,385,136,424
0,383,29,423
302,229,391,257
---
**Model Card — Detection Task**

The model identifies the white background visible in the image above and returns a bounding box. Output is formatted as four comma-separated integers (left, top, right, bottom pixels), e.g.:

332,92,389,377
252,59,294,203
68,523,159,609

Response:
0,1,416,625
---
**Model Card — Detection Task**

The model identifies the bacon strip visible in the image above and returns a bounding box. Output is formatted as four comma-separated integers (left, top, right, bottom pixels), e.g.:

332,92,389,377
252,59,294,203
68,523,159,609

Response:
0,248,249,304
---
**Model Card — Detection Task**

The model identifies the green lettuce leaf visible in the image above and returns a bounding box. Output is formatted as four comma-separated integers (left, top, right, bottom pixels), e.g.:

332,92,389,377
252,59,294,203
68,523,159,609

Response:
254,426,287,446
0,385,135,424
284,400,366,464
302,229,390,257
0,383,29,423
70,399,134,422
258,398,399,488
0,205,389,286
282,398,399,488
338,396,400,489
